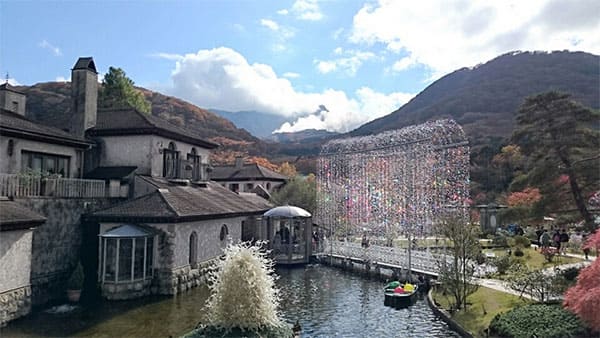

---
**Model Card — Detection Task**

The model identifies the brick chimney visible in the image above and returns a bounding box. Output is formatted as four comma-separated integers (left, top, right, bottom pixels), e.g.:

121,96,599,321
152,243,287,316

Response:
71,57,98,137
0,83,26,116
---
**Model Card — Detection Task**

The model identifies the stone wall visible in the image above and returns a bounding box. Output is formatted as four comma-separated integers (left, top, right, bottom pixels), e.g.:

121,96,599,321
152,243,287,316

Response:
0,286,31,327
16,197,117,306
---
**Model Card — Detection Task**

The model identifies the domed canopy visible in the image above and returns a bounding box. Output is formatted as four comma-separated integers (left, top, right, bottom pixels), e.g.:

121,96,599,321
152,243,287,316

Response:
263,205,311,218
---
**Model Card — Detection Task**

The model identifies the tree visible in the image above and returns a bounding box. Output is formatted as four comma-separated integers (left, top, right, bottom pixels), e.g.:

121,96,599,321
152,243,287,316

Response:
435,211,480,310
278,162,297,177
512,92,599,230
564,230,600,332
99,67,151,113
270,174,316,214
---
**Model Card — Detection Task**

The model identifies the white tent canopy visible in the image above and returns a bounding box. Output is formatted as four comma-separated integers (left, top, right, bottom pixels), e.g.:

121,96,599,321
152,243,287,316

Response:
263,205,311,218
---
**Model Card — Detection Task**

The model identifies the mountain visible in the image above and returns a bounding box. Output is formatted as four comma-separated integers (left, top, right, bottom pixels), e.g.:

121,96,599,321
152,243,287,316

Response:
351,51,599,144
209,109,289,139
270,129,340,143
16,82,269,158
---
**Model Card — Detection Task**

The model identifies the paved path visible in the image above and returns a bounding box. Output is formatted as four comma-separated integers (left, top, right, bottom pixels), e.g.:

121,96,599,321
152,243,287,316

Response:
475,254,595,300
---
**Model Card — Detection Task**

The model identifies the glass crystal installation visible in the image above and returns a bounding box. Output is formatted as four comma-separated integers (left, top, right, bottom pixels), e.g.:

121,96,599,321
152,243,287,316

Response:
316,119,470,240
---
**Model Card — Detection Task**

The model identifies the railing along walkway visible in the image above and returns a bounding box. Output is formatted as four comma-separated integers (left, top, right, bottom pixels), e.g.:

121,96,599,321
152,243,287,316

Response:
320,240,453,276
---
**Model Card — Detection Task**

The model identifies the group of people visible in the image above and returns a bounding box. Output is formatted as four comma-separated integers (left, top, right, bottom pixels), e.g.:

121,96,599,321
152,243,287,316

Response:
536,227,570,255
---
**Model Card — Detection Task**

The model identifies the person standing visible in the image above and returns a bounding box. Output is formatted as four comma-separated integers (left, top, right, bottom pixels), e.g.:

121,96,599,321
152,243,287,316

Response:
559,229,570,255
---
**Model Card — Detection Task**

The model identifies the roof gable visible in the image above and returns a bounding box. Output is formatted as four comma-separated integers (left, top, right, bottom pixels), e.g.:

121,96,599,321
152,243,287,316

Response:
90,108,218,149
211,163,288,181
0,109,92,148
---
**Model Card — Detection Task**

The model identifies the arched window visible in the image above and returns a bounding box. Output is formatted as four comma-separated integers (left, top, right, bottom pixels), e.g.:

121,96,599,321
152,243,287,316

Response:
220,224,229,242
187,147,201,181
189,231,198,267
266,182,271,190
163,142,179,178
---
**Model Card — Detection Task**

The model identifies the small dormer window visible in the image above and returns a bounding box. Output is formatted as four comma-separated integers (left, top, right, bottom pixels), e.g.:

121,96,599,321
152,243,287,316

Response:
12,101,18,112
163,142,179,178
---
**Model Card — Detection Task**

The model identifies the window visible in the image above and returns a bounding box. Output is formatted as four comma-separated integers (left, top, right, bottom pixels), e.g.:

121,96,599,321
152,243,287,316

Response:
187,148,201,181
266,183,271,190
163,142,179,178
220,224,229,242
189,231,198,266
229,183,239,193
100,225,155,284
12,101,18,112
245,183,254,191
21,151,70,177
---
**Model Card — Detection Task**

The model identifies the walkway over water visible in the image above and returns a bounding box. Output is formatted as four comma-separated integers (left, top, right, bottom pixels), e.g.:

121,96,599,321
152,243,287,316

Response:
317,240,449,277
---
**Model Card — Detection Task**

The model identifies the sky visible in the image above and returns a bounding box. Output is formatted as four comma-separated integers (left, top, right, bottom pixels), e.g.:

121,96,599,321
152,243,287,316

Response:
1,0,599,134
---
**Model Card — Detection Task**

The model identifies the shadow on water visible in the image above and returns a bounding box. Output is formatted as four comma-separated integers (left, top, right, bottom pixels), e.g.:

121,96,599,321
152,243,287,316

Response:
3,265,458,338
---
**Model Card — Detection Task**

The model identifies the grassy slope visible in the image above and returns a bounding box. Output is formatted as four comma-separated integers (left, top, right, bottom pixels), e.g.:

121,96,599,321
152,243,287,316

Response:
433,286,529,337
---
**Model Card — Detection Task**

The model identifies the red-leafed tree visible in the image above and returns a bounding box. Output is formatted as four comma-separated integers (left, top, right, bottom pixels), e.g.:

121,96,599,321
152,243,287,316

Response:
563,231,600,332
506,187,542,207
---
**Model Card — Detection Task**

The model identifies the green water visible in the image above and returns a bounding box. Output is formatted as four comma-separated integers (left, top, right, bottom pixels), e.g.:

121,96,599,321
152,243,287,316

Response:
2,265,458,337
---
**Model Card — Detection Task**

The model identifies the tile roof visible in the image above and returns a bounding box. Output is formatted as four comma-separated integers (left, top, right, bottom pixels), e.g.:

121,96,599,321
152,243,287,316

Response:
91,176,272,222
89,108,218,149
0,83,24,94
211,163,288,181
72,57,97,72
0,109,92,148
84,166,137,180
0,199,46,231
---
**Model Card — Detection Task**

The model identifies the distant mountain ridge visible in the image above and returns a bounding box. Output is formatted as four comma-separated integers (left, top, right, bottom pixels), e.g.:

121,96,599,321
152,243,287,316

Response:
270,129,340,143
209,109,289,139
350,51,599,143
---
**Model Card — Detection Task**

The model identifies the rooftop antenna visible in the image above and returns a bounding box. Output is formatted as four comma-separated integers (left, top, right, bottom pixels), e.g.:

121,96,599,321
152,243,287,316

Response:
4,72,8,84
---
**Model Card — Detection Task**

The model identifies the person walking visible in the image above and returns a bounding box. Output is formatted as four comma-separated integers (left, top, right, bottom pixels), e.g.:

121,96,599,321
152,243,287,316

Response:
559,229,570,255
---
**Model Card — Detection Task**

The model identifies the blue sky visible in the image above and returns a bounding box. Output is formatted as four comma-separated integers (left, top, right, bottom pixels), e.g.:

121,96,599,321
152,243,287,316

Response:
1,0,599,133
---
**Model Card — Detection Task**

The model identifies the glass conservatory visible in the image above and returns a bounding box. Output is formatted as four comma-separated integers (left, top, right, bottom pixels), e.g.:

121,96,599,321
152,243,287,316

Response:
98,224,156,299
263,206,312,265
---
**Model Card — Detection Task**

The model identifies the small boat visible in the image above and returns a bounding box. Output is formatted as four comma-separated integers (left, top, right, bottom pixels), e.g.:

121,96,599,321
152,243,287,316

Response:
384,281,418,308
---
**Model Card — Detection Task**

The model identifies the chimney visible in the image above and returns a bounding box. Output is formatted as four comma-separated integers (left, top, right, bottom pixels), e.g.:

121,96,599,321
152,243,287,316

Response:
0,83,26,116
71,57,98,137
234,156,244,170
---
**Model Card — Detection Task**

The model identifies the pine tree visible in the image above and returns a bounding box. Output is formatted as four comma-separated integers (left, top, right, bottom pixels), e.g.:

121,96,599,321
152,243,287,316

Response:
99,67,151,113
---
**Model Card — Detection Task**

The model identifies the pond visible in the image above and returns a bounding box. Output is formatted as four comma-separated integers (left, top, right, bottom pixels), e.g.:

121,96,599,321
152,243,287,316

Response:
2,265,459,338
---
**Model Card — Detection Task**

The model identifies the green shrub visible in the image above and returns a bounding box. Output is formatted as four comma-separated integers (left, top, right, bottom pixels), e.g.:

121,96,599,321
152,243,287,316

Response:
67,262,84,290
561,266,580,281
489,304,588,338
513,235,531,248
493,255,512,275
493,234,509,247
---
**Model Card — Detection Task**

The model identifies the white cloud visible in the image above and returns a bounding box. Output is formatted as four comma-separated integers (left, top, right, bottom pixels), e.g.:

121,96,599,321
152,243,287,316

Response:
259,18,295,51
160,47,413,133
350,0,600,79
277,9,289,15
291,0,323,21
260,19,279,31
332,28,344,40
38,40,62,56
314,48,376,76
151,52,184,61
6,78,20,86
391,54,418,72
283,72,300,78
55,76,69,82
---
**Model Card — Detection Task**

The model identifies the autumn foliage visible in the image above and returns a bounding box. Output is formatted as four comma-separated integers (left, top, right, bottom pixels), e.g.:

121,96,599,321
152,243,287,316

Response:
507,187,542,207
563,230,600,332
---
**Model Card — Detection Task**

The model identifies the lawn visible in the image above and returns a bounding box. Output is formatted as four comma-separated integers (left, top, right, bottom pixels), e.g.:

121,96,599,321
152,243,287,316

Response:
432,286,530,337
484,247,583,270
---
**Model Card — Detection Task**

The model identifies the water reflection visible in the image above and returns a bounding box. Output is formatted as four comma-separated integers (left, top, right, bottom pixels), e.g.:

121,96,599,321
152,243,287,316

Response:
2,265,458,338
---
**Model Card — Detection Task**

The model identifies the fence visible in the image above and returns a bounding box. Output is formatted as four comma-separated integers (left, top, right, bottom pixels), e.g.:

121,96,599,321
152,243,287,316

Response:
0,174,106,198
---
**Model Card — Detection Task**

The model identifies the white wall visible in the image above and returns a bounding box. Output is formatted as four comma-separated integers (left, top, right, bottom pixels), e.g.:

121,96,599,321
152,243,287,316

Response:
0,229,33,292
0,136,82,177
98,134,211,178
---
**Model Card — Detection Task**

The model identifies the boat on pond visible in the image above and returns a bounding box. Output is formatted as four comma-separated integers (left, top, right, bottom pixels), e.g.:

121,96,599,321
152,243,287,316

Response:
384,281,419,308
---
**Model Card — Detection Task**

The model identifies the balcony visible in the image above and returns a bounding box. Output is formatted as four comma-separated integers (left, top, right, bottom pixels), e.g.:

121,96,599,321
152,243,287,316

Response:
0,173,106,198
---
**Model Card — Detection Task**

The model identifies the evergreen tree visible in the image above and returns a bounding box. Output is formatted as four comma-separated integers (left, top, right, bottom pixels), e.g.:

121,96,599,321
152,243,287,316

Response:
512,92,599,230
99,67,151,113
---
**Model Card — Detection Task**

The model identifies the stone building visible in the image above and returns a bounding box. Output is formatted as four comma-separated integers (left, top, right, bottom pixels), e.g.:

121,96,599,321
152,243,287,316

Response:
211,156,288,197
0,56,273,321
0,198,45,326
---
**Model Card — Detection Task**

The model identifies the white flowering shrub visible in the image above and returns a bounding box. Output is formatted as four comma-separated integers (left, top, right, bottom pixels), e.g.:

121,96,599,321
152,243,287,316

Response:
204,241,283,332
